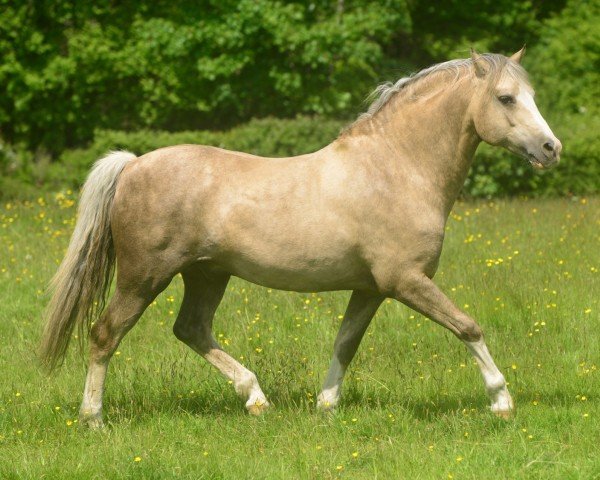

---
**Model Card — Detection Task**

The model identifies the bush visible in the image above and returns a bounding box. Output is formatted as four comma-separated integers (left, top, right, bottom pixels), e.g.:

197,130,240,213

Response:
0,1,410,154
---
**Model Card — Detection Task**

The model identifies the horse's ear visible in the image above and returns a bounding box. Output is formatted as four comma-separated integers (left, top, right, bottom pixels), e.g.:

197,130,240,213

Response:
470,48,488,77
510,45,526,64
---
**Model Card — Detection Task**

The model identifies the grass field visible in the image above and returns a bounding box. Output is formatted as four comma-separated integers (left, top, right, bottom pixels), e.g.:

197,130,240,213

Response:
0,193,598,479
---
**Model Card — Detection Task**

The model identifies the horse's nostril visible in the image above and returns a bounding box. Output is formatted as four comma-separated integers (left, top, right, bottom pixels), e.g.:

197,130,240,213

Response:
542,141,554,152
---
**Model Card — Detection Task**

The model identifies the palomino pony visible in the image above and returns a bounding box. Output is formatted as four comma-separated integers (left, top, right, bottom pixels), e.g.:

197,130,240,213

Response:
41,48,561,428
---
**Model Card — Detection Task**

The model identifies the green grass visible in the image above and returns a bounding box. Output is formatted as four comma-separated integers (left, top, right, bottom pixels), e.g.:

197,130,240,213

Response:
0,193,598,479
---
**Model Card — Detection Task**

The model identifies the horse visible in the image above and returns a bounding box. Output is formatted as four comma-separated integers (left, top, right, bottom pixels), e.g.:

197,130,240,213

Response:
40,48,561,428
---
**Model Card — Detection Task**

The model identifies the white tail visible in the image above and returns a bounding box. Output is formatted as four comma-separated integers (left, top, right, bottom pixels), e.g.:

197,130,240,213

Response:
39,151,136,371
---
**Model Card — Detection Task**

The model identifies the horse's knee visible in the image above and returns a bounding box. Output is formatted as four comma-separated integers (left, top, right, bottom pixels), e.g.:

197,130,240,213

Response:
456,316,483,342
173,321,193,343
89,316,116,358
173,321,212,352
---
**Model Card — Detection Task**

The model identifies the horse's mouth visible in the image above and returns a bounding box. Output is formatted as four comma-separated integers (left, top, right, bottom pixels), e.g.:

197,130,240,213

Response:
527,154,545,170
509,145,550,170
527,152,559,170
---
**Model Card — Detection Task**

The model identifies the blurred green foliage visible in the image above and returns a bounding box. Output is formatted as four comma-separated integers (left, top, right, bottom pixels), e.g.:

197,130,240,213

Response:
0,0,410,153
0,0,598,198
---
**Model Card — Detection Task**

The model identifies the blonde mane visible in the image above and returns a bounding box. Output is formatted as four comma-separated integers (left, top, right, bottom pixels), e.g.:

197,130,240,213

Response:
342,53,529,135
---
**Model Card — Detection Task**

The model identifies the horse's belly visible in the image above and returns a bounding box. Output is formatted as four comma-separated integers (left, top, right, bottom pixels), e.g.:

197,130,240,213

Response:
218,247,374,292
232,266,373,292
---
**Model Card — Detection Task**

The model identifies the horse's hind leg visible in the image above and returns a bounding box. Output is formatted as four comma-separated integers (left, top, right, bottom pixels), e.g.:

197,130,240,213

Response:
173,267,269,415
79,279,168,428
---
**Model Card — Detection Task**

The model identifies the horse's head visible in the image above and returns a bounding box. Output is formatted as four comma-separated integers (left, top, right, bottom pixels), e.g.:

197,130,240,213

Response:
469,47,562,169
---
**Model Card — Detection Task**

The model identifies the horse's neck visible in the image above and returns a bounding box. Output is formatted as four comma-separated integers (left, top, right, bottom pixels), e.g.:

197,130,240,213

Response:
355,80,480,215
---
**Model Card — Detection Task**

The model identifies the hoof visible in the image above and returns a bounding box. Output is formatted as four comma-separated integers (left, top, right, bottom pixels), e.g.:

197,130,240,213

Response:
79,414,104,429
317,402,337,413
316,396,338,413
79,417,104,430
246,400,270,416
490,389,514,419
492,409,514,420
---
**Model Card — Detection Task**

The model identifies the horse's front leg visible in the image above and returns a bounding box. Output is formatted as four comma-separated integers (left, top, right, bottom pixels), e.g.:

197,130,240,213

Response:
317,291,383,411
395,273,514,417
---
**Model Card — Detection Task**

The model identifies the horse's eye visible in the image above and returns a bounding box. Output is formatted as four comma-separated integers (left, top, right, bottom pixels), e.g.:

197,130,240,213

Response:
498,95,515,105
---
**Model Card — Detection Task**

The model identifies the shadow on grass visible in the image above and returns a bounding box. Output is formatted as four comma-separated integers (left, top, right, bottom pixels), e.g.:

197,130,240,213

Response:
99,388,447,424
94,382,583,429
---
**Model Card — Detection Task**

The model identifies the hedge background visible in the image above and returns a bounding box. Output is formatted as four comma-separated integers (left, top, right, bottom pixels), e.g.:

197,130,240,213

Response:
1,0,598,198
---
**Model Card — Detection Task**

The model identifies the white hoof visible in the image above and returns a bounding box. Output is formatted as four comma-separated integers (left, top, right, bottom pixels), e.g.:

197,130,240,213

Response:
79,412,104,429
490,389,514,419
246,397,270,416
316,393,339,412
